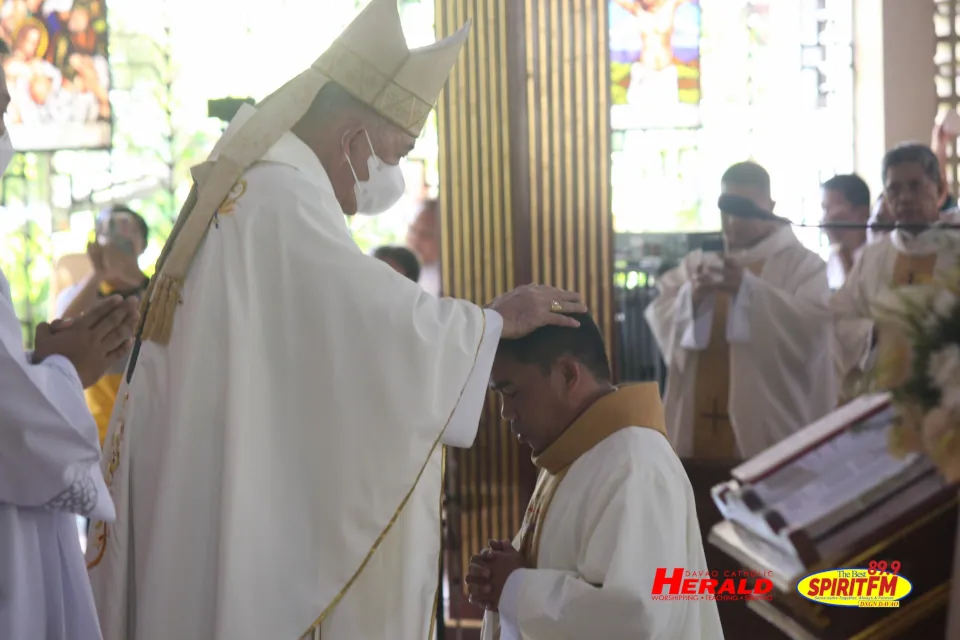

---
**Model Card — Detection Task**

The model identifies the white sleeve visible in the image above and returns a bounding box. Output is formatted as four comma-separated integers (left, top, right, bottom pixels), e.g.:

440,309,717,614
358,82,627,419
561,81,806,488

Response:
830,257,876,377
725,271,757,344
441,309,503,447
677,282,713,350
729,257,833,359
497,568,533,640
0,339,112,518
644,265,687,365
502,456,705,639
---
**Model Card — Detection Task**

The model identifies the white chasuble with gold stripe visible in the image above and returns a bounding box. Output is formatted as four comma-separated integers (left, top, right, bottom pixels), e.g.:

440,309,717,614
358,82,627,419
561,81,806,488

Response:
831,216,960,388
645,226,837,459
85,105,502,640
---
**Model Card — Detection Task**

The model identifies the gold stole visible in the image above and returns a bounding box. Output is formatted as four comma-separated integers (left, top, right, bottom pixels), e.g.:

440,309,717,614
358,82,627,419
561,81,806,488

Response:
516,468,570,569
514,382,668,568
891,252,937,285
491,383,668,640
691,262,765,459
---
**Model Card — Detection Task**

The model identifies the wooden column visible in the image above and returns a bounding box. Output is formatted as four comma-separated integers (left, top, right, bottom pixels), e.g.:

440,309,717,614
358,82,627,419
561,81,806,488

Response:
435,0,613,630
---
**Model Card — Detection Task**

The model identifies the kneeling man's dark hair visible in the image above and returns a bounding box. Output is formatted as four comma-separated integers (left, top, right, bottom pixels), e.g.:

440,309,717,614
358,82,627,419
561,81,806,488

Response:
497,312,610,381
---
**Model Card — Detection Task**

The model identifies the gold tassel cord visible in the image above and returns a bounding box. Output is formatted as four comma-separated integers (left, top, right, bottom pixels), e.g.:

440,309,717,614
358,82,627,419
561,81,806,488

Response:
139,275,183,345
134,180,201,344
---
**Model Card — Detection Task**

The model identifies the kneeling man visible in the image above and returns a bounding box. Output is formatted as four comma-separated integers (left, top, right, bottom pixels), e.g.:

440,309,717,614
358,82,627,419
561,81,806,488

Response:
467,313,722,639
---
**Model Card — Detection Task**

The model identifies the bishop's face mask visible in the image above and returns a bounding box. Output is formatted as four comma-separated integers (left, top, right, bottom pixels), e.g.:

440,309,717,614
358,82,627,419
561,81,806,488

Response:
0,130,14,177
345,130,406,215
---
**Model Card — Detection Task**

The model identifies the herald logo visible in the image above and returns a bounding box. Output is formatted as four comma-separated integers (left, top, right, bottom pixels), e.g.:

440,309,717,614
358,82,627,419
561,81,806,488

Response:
651,568,774,596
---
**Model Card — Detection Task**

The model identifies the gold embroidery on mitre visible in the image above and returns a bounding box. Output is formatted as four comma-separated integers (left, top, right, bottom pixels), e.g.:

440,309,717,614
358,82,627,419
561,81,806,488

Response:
216,179,248,216
314,42,433,136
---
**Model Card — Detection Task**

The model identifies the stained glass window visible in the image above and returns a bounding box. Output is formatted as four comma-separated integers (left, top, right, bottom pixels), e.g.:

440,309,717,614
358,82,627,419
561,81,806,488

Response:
610,0,855,255
610,0,702,129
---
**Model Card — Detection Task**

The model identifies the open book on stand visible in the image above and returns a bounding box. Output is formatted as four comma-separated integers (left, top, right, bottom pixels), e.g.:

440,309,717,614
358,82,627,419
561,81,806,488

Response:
712,394,948,571
708,393,957,639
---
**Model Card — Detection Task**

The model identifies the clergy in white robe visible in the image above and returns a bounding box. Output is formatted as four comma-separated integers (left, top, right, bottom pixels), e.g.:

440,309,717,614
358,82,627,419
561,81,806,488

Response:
470,314,722,639
84,3,586,639
0,273,121,640
832,143,960,392
0,63,138,636
645,162,836,460
821,174,871,290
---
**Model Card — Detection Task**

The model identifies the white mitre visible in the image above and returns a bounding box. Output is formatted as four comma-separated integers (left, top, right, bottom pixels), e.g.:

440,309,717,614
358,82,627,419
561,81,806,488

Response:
139,0,471,345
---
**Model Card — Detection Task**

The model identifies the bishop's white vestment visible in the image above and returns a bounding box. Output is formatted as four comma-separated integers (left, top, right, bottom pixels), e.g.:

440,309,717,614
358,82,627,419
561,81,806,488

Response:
0,267,114,640
831,216,960,387
481,384,723,640
85,106,502,640
645,226,836,459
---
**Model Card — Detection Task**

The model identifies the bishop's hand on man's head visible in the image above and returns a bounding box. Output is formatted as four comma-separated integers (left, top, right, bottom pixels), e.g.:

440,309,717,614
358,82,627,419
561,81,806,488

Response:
465,539,527,612
487,284,587,339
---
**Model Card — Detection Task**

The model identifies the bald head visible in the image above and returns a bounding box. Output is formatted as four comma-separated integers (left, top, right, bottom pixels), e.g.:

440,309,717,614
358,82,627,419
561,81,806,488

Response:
291,82,417,215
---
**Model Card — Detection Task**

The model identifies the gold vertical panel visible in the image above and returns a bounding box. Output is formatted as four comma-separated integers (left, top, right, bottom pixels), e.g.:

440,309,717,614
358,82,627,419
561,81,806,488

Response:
436,0,522,613
437,0,613,623
562,0,575,289
494,0,517,528
597,0,613,361
574,0,587,302
584,0,599,327
525,0,539,285
522,0,614,352
437,1,451,299
498,0,513,292
549,0,561,287
536,0,550,284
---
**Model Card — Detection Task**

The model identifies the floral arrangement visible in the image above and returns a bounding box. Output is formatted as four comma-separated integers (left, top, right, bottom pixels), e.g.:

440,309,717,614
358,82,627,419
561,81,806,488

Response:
871,269,960,482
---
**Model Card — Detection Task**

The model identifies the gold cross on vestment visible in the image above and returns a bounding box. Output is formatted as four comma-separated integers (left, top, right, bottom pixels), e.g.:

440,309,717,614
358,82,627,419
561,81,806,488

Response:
700,398,730,433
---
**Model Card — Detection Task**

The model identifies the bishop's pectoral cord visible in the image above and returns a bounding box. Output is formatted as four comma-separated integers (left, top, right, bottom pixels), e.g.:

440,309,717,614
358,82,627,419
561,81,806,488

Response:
125,182,203,383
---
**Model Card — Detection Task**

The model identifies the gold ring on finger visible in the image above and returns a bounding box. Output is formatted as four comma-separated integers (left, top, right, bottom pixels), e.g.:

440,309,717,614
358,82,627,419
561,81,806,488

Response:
550,300,563,313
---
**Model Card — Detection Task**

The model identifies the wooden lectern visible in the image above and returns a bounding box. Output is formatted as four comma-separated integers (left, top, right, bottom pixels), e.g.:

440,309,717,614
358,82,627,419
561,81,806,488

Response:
684,457,790,639
707,395,956,639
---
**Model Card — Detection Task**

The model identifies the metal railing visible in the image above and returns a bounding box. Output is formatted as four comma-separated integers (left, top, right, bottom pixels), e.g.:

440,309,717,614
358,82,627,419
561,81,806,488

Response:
614,265,667,391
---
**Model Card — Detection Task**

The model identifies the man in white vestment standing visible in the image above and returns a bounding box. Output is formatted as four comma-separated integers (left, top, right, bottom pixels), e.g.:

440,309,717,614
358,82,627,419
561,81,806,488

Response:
832,143,960,394
0,45,139,637
821,174,871,290
645,161,836,461
84,2,586,639
467,313,723,639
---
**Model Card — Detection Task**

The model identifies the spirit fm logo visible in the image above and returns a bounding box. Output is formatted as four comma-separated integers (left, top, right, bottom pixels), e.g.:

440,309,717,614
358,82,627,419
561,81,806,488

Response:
797,560,912,608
